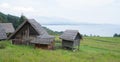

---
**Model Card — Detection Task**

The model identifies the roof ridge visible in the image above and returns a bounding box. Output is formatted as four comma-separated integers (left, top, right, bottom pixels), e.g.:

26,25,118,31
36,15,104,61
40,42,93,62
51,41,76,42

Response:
60,30,80,41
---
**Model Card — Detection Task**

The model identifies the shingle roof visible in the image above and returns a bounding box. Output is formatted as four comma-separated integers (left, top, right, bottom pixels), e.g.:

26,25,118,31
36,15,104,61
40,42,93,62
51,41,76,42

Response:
0,25,7,40
38,34,54,39
28,19,48,35
0,23,15,33
31,34,54,44
60,30,80,41
9,19,48,39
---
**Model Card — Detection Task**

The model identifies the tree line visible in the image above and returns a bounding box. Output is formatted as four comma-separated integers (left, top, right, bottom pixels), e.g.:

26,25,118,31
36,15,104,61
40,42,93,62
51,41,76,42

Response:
113,33,120,37
0,12,26,29
0,12,62,35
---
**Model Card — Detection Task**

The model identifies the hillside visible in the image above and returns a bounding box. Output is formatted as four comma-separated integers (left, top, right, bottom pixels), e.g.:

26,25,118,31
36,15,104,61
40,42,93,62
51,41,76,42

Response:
0,12,61,35
0,12,20,29
43,27,63,35
0,37,120,62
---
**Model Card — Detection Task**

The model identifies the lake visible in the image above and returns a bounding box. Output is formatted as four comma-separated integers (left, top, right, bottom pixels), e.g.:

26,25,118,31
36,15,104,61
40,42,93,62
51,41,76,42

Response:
42,24,120,37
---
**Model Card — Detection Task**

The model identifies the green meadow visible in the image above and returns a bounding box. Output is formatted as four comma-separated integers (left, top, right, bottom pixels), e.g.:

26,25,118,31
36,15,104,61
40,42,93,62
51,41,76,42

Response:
0,37,120,62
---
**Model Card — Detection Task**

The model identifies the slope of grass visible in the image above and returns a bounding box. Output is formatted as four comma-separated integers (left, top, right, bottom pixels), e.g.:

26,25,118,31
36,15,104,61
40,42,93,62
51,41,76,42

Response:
0,37,120,62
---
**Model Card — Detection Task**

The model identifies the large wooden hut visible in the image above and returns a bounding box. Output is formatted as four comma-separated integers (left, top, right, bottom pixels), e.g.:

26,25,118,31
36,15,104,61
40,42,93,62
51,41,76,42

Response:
0,25,7,40
9,19,55,49
9,19,48,45
60,30,82,50
31,34,55,49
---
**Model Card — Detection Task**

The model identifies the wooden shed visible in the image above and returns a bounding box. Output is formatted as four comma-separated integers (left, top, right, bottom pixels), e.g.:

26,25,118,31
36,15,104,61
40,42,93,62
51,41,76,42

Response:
60,30,82,50
9,19,48,45
0,23,15,36
0,24,7,40
31,34,55,50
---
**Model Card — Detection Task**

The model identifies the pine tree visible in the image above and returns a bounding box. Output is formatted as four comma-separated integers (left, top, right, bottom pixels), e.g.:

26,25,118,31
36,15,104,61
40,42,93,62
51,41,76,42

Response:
7,14,19,29
18,14,27,25
0,12,8,23
113,33,118,37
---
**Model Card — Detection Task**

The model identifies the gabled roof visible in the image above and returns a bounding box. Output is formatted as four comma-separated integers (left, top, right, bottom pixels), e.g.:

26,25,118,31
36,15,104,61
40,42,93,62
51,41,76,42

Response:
31,34,54,44
28,19,48,35
38,34,54,39
0,23,15,33
0,24,7,40
9,19,48,39
60,30,80,41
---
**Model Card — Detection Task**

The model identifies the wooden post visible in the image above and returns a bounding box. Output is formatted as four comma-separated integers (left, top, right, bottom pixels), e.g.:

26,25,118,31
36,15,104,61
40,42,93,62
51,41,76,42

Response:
78,40,80,51
27,25,30,45
28,25,29,39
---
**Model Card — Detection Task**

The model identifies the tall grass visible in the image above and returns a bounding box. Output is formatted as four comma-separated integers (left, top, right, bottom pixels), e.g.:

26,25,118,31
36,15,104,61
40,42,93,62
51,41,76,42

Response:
0,37,120,62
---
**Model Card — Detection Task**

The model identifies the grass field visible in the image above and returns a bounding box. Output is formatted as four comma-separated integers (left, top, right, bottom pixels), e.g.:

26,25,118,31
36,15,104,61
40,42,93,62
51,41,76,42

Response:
0,37,120,62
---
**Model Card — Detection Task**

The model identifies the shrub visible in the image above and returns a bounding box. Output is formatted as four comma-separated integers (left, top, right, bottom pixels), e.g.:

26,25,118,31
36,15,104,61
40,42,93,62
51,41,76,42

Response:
0,42,7,49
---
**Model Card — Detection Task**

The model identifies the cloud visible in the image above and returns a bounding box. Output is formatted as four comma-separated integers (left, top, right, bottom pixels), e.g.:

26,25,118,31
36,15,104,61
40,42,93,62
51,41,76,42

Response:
56,0,112,9
0,3,35,13
13,7,34,12
0,3,10,8
0,0,120,25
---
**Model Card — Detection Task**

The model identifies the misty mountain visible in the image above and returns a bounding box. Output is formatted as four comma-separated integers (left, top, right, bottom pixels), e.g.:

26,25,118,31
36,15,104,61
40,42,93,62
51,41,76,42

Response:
36,16,113,25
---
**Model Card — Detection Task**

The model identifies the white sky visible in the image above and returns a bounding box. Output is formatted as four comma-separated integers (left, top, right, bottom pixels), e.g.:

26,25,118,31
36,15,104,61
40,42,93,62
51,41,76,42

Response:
0,0,120,24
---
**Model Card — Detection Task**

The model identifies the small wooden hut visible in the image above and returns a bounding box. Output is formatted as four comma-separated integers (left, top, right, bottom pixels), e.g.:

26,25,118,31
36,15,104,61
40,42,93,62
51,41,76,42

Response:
31,34,55,49
60,30,82,50
0,25,7,40
9,19,48,45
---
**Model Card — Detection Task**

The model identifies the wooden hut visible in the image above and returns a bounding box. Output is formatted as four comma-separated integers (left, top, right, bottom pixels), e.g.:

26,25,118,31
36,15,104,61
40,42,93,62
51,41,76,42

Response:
60,30,82,50
31,34,55,49
9,19,48,45
0,25,7,40
9,19,55,49
0,23,15,36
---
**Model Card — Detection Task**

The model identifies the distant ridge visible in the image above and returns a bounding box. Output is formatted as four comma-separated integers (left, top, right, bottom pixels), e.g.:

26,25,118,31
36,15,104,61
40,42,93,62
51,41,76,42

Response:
36,16,118,25
41,23,118,26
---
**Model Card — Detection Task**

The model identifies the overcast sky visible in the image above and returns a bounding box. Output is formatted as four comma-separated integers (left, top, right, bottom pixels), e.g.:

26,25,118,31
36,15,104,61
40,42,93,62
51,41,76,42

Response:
0,0,120,25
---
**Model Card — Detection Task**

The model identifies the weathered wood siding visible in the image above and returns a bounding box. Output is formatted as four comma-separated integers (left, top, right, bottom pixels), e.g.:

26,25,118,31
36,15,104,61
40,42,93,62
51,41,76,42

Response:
62,40,73,48
12,23,39,45
73,33,80,47
73,40,80,47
